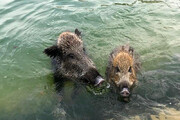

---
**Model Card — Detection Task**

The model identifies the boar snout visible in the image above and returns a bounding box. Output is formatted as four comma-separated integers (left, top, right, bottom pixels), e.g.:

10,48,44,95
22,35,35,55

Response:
119,81,130,97
94,76,105,86
120,88,130,97
80,68,104,86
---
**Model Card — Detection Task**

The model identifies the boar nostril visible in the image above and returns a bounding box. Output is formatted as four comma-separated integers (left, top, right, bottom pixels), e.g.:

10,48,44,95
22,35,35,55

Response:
120,91,130,97
120,88,130,97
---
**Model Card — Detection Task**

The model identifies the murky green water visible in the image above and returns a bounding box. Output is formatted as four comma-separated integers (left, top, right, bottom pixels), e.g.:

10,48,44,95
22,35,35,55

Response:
0,0,180,120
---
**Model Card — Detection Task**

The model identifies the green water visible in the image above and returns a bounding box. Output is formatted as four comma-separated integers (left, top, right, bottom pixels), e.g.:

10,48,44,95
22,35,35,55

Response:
0,0,180,120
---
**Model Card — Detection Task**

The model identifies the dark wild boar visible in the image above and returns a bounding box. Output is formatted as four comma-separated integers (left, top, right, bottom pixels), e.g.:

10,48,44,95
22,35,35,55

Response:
106,45,140,101
44,29,104,87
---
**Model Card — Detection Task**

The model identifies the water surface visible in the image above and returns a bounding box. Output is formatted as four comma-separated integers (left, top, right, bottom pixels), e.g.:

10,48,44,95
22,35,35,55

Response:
0,0,180,120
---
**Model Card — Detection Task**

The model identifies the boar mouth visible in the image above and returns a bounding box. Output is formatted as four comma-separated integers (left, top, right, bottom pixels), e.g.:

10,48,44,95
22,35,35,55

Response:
79,68,105,86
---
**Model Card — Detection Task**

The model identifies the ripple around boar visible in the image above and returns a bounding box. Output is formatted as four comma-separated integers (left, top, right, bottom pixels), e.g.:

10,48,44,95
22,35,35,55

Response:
106,45,140,101
44,29,104,88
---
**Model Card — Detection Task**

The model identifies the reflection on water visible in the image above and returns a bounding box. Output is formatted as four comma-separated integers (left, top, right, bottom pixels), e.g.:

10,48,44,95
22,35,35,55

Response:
0,0,180,120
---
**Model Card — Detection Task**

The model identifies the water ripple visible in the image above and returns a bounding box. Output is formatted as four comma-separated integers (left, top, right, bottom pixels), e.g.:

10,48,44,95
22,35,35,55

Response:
0,0,180,119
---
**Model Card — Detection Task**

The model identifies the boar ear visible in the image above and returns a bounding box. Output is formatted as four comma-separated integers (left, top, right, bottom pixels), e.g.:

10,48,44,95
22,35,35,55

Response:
129,47,134,56
75,29,81,37
44,45,62,58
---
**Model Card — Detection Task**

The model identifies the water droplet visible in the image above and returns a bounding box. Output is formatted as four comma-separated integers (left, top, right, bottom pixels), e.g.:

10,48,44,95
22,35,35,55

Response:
106,83,110,88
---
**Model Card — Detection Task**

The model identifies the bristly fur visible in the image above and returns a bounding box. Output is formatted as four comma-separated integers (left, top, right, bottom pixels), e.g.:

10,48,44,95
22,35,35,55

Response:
43,29,104,87
105,45,141,82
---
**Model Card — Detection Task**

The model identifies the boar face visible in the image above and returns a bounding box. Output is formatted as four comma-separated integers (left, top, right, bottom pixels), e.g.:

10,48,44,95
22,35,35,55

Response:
106,45,140,99
44,29,104,86
112,52,136,97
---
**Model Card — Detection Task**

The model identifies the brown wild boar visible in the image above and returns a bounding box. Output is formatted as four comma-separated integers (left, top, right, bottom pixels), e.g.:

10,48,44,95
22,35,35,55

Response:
44,29,104,87
106,45,140,100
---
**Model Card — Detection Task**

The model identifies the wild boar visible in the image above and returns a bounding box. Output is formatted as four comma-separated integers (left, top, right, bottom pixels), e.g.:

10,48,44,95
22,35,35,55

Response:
44,29,104,87
106,45,140,100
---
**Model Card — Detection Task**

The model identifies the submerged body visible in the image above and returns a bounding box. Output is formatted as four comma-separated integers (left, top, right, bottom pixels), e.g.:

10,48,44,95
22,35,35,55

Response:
106,45,140,101
44,29,104,87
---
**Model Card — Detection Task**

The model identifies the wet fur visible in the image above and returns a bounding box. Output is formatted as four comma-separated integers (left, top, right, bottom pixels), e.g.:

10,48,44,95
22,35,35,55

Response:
44,29,102,88
106,45,140,93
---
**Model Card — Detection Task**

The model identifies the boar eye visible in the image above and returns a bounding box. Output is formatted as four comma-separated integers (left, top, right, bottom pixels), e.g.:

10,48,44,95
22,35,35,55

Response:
128,66,132,73
67,53,75,59
115,67,120,73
